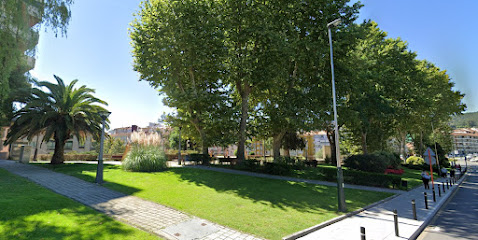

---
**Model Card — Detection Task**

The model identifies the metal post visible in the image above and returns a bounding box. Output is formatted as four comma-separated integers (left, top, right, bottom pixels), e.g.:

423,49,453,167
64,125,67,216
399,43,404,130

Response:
412,200,417,220
328,23,346,212
96,118,106,184
438,184,441,197
433,188,436,202
360,226,366,240
424,192,428,209
393,209,399,236
443,183,445,193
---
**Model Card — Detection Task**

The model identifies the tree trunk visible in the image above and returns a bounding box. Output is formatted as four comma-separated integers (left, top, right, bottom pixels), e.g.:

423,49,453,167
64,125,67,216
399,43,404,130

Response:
419,131,423,156
200,130,208,155
272,135,281,162
272,131,286,162
51,135,65,164
326,129,337,166
237,85,251,164
400,132,407,163
284,148,290,157
361,132,368,155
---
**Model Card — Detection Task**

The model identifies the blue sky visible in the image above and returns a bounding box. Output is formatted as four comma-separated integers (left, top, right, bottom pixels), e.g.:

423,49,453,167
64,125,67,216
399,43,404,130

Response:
31,0,477,129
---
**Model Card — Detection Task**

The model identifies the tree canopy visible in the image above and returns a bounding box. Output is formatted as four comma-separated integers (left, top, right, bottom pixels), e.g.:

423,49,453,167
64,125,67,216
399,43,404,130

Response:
4,75,109,164
130,0,465,160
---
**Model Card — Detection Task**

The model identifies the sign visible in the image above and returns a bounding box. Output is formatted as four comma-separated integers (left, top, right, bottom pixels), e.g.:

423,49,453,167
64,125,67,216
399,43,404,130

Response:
423,147,436,165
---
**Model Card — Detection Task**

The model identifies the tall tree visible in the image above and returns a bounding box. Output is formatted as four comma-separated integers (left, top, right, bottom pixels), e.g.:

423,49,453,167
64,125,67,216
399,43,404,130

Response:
4,75,109,164
130,0,235,154
0,0,73,123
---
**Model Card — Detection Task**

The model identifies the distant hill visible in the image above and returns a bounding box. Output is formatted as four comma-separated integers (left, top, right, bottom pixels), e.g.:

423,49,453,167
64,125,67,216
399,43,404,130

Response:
451,111,478,129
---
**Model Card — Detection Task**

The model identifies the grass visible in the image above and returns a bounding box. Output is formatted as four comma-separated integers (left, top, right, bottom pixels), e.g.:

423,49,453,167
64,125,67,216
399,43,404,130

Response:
0,168,159,240
401,166,440,188
39,163,393,239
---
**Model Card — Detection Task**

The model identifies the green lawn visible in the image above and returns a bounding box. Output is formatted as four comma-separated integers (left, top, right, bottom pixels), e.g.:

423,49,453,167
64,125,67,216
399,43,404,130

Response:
401,166,440,188
0,168,159,240
40,164,393,239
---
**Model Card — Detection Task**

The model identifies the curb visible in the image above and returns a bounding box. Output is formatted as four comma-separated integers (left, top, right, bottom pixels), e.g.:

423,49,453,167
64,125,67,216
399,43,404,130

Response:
282,192,401,240
408,173,467,240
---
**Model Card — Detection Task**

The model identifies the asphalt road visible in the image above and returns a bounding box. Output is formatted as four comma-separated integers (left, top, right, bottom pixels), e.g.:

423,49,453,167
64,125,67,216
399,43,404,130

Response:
418,161,478,240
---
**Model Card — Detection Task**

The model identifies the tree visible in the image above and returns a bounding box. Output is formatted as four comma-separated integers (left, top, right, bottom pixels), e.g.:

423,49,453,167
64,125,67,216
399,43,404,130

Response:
130,0,235,155
0,0,74,124
4,75,109,164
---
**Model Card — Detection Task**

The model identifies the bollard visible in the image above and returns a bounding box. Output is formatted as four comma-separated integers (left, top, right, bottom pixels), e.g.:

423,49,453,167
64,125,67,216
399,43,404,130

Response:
432,188,436,202
424,192,428,209
447,180,450,189
393,209,399,236
443,183,446,193
360,226,366,240
412,200,417,220
438,184,441,197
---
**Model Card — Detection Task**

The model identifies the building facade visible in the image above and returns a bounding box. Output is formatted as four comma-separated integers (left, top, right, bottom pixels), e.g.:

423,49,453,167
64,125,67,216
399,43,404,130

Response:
452,128,478,155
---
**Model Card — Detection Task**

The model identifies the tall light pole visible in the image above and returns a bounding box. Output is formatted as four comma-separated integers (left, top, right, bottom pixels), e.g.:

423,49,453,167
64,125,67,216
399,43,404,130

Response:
328,18,346,212
96,111,111,184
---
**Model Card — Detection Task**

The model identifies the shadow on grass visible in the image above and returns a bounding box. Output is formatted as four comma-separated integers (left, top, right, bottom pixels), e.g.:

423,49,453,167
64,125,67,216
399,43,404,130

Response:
36,163,141,196
168,168,390,214
0,168,153,240
0,207,143,240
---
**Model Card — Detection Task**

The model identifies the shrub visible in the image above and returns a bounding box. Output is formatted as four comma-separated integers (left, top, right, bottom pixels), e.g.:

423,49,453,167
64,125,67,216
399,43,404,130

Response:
122,145,167,172
406,156,425,165
238,159,261,171
188,154,211,165
373,151,401,169
344,154,389,173
344,169,401,188
263,162,292,175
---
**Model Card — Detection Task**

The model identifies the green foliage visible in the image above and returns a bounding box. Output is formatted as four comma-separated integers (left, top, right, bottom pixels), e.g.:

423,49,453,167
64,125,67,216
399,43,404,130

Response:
406,156,425,165
344,154,389,173
41,164,392,239
0,168,158,240
122,145,167,172
451,111,478,128
0,0,73,124
4,76,108,164
97,137,125,155
373,151,401,169
188,153,211,165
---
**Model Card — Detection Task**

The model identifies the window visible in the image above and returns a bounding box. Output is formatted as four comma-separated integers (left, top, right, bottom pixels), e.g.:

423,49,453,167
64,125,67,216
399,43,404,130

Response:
65,141,73,150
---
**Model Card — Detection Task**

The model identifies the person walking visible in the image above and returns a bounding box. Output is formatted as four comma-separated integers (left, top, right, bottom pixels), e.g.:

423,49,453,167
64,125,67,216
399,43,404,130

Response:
421,170,431,189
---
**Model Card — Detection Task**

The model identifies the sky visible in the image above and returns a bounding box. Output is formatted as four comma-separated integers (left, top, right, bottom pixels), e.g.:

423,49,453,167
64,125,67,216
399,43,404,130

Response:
31,0,477,130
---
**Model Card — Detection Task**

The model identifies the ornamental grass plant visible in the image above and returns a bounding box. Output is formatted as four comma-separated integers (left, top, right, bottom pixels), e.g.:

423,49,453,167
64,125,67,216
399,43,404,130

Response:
122,145,167,172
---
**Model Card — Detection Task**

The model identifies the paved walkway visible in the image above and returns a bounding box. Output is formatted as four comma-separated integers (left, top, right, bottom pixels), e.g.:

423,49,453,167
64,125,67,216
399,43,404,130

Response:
293,168,466,240
0,160,262,240
189,165,405,194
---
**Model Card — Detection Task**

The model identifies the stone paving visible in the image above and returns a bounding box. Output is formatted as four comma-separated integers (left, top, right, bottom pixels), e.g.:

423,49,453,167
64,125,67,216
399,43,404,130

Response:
294,167,467,240
0,160,262,240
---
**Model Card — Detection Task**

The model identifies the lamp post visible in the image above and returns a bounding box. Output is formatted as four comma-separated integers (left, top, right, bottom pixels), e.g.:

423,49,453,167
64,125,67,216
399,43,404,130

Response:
96,111,111,184
328,18,346,212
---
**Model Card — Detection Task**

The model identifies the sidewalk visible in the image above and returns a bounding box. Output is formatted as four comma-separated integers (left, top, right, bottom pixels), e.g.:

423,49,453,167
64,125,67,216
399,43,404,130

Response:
290,171,465,240
0,160,262,240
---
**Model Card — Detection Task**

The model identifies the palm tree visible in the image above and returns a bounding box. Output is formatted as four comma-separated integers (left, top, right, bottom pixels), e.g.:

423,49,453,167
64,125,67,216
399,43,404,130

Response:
4,75,109,164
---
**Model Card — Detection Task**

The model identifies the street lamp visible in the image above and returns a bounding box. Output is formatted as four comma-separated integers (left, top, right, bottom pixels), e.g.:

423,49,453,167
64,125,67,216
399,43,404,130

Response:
96,111,111,184
327,18,346,212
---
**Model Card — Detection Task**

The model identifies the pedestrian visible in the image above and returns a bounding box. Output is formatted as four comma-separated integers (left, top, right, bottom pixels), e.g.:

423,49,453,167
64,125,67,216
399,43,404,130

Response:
450,168,455,179
441,167,448,178
421,170,431,189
